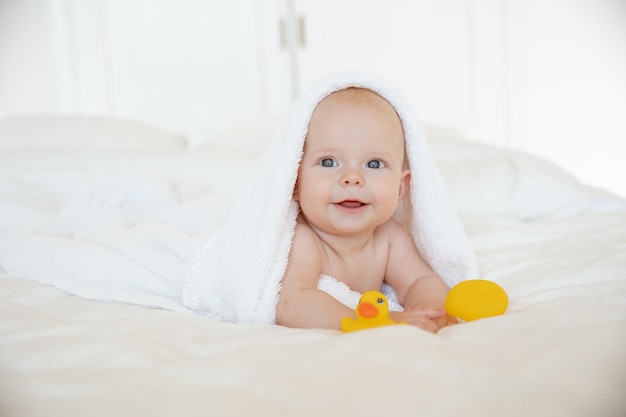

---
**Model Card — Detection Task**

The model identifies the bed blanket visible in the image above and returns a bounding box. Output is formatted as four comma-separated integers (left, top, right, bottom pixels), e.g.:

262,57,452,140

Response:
0,72,478,324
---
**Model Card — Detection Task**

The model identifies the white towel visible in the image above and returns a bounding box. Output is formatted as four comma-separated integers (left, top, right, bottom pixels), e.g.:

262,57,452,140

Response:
0,71,478,324
183,71,478,323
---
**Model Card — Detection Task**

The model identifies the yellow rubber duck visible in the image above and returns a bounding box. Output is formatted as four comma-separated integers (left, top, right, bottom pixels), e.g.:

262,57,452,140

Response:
341,290,401,333
445,279,508,322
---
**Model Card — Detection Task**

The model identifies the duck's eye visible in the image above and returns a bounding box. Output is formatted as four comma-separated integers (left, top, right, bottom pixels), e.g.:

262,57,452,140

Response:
377,298,384,304
367,159,384,169
320,158,337,168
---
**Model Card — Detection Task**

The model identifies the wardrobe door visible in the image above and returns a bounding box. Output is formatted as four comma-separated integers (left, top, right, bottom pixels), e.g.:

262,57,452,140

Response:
104,0,292,140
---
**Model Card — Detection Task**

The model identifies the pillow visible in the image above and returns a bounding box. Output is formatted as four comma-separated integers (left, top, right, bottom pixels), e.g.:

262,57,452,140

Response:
191,116,284,154
0,113,188,151
435,150,590,220
425,126,509,161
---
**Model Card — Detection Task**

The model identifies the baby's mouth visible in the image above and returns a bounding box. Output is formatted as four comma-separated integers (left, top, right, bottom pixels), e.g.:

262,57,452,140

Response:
337,200,365,209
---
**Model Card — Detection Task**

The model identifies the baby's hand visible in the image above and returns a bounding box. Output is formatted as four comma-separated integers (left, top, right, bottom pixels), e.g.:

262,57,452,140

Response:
389,308,447,334
434,313,459,329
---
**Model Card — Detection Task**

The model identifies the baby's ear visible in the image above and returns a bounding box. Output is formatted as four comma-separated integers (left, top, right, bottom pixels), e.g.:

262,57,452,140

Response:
398,170,411,199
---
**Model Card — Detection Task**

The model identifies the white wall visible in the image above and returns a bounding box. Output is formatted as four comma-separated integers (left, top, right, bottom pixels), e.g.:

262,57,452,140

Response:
1,0,625,197
0,0,60,112
0,0,293,140
520,0,626,198
293,0,512,148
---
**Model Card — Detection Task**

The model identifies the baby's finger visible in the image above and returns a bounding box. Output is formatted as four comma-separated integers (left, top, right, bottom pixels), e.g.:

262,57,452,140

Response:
404,307,447,319
436,315,458,329
408,317,440,333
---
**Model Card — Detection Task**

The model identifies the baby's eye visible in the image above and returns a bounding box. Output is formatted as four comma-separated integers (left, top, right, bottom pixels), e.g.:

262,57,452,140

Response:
366,159,384,169
320,158,338,168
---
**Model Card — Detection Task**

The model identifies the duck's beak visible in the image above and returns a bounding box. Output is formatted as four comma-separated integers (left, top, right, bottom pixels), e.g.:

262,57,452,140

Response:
357,302,379,318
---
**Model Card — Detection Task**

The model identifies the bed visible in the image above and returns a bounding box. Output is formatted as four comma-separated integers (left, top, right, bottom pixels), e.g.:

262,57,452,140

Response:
0,114,625,417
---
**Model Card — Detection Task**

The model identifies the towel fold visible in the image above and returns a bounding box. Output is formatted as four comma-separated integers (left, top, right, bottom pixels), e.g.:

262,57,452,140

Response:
0,71,478,324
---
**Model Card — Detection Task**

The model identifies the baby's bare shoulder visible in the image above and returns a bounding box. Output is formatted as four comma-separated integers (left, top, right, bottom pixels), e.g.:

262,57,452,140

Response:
290,217,324,258
283,217,324,286
376,217,411,240
293,216,319,241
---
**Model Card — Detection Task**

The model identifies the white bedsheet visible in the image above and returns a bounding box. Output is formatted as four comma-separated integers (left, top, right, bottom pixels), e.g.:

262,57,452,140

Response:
1,210,624,416
0,117,625,417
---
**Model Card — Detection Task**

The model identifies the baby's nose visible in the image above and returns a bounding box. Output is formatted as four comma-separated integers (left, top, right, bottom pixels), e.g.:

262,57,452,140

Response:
342,170,363,186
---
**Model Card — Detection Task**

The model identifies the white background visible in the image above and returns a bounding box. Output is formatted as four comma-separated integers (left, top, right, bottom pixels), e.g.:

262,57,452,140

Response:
1,0,625,198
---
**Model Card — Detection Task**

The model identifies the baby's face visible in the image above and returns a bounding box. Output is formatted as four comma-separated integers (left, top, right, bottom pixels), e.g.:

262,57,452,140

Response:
294,88,410,237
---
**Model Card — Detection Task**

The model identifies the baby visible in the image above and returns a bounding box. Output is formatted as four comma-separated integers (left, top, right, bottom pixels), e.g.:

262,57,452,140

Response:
276,87,457,333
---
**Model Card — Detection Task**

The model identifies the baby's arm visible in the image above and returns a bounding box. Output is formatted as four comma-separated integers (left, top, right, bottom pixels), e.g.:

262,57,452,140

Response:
276,222,354,330
400,274,458,329
385,222,457,331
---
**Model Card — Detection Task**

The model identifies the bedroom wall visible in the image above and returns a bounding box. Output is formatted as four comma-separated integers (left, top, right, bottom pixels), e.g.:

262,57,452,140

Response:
0,0,625,198
0,0,60,112
0,0,294,142
293,0,507,144
519,0,626,199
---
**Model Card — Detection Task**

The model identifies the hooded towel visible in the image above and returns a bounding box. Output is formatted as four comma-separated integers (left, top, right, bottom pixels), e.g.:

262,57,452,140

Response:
183,71,479,324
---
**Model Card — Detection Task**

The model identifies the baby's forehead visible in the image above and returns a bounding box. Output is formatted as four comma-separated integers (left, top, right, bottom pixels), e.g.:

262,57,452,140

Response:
306,88,407,157
323,87,389,107
312,88,402,129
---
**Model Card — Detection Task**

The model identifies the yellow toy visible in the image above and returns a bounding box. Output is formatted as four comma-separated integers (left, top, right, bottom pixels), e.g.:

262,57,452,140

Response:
446,279,508,322
341,290,402,332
